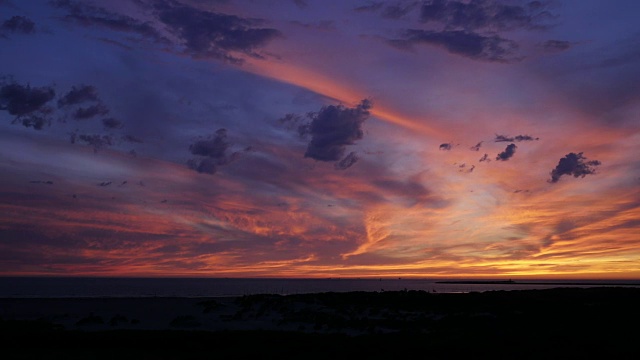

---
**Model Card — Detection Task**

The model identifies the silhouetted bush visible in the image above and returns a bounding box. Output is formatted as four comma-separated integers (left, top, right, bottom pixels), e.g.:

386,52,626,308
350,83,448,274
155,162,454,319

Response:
75,313,104,326
169,315,201,328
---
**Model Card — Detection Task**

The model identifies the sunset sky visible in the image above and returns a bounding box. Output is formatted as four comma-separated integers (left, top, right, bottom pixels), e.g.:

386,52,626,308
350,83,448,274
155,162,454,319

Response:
1,0,639,279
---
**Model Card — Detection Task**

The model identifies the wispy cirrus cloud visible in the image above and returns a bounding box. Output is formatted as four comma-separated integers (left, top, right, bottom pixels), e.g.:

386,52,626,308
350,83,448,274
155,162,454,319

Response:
389,29,520,63
494,134,539,142
335,151,359,170
383,0,560,62
470,141,483,151
154,1,282,63
418,0,554,31
51,0,165,41
51,0,282,64
0,0,638,279
540,39,573,53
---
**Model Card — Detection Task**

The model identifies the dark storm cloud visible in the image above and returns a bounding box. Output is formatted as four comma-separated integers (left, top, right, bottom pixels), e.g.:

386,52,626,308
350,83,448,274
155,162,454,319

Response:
419,0,553,31
470,141,483,151
102,117,123,129
154,1,282,63
51,0,165,42
334,151,359,170
494,134,539,142
540,39,572,52
1,15,36,34
548,152,601,183
0,80,55,130
439,143,452,150
496,143,517,161
389,29,520,63
304,99,372,162
58,85,100,108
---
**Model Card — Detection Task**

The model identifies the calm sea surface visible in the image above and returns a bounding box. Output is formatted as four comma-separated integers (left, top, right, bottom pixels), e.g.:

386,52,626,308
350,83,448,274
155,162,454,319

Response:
0,277,639,298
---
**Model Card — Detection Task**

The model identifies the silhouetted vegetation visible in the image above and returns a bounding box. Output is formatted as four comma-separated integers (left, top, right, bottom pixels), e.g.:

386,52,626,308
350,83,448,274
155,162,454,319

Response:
75,314,104,326
2,288,640,359
169,315,201,328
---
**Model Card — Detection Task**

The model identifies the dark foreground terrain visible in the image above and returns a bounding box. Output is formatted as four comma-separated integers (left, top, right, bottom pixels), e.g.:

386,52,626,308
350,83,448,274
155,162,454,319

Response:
1,287,640,359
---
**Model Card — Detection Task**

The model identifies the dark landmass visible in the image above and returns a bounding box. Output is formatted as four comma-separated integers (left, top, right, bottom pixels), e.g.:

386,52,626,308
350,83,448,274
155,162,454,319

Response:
437,280,517,284
1,287,640,359
437,280,640,286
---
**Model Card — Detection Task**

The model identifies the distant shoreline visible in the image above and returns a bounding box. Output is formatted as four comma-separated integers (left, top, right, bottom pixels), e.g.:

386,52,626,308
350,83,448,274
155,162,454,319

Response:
436,280,640,286
2,277,640,298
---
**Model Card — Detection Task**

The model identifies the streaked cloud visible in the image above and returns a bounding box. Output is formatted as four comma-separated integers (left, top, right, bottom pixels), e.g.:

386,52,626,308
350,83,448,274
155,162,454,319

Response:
0,0,638,279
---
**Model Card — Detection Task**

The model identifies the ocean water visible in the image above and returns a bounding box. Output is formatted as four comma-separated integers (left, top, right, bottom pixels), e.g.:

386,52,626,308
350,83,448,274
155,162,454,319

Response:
0,277,638,298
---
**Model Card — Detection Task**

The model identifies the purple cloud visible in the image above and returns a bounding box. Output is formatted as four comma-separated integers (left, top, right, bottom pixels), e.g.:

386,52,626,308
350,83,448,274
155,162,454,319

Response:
496,143,517,161
549,152,601,183
304,99,372,163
